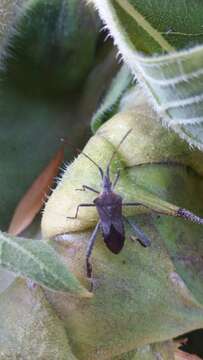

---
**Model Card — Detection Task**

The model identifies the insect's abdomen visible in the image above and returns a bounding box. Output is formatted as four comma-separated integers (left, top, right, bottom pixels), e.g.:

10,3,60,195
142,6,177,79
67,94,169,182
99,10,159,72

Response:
103,223,125,254
94,192,125,254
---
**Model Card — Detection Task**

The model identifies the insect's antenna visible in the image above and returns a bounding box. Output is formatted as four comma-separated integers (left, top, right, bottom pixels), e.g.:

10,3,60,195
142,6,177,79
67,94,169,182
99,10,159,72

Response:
106,128,133,175
60,137,104,179
78,151,104,179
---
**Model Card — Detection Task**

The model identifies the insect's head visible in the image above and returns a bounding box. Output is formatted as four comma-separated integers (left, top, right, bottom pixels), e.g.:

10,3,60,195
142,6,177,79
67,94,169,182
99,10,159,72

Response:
103,169,112,192
102,129,133,192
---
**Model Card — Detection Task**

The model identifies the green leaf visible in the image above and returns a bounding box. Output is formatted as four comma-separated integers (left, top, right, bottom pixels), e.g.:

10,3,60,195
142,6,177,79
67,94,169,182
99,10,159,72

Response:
91,64,133,132
0,278,78,359
91,0,203,149
0,0,102,230
1,0,100,94
0,231,91,297
92,0,203,54
110,0,203,53
0,267,15,294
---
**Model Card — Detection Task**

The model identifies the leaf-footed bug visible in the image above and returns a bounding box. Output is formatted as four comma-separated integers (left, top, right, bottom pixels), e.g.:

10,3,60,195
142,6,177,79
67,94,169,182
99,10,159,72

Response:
66,129,203,288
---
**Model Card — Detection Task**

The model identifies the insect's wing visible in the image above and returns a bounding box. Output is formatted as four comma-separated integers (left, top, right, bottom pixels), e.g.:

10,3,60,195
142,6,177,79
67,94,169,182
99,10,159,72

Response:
103,220,125,254
95,192,125,254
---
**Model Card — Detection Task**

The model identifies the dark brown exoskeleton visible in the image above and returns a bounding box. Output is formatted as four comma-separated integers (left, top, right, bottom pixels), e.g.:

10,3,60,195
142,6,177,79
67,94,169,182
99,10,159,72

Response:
67,130,155,281
67,129,203,285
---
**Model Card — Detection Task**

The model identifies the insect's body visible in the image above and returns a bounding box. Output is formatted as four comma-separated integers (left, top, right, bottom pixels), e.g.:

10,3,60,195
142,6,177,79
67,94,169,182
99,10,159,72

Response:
94,180,124,254
66,129,203,288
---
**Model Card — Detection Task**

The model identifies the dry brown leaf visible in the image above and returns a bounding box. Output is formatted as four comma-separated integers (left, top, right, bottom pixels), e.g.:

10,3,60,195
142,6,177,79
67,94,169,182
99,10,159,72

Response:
175,349,202,360
8,146,64,235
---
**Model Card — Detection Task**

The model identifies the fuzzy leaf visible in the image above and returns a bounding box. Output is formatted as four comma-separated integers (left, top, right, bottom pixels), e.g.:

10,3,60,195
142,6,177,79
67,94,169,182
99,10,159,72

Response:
0,268,15,295
91,0,203,149
0,279,78,359
0,231,91,297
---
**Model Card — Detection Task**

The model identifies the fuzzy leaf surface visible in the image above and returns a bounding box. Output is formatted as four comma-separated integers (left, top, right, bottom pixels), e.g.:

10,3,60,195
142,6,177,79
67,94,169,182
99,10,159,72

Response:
0,231,91,296
0,279,79,359
91,0,203,148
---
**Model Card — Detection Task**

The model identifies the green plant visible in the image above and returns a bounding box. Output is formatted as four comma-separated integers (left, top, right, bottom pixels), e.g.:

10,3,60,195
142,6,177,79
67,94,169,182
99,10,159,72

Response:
0,1,202,359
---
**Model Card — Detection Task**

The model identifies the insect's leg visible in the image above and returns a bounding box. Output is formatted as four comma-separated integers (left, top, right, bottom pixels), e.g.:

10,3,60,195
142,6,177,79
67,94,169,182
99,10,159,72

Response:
123,203,203,225
123,216,151,247
86,222,101,289
67,203,95,219
176,208,203,225
76,185,99,194
122,202,142,207
112,170,120,189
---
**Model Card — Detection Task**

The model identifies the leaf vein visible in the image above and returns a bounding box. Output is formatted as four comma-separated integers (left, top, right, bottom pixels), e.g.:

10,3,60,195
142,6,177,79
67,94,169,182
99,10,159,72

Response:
115,0,174,52
159,93,203,111
0,235,69,288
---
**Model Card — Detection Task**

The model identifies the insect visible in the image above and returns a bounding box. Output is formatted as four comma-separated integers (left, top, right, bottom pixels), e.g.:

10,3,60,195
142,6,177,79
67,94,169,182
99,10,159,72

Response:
67,129,203,284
